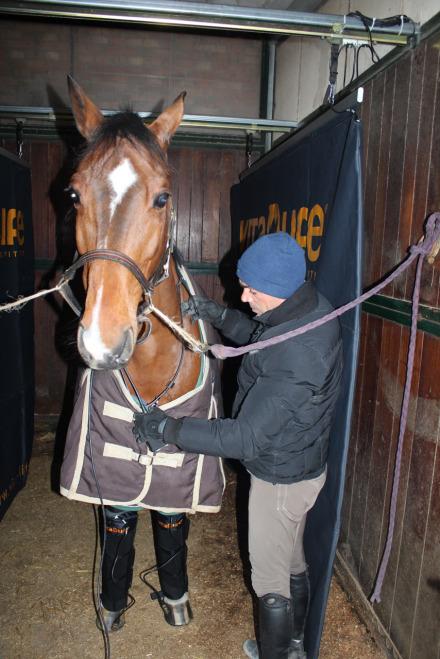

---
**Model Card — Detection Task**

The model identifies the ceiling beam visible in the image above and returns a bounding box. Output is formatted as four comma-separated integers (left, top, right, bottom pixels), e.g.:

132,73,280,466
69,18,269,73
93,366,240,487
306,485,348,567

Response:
0,0,417,45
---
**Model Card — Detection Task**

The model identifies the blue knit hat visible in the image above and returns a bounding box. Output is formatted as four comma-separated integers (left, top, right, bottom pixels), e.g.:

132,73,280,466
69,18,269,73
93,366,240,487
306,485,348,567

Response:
237,232,306,298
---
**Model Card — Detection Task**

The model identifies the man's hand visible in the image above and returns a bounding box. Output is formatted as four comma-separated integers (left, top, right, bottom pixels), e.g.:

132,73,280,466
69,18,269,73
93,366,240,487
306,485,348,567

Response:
133,407,182,453
181,295,227,327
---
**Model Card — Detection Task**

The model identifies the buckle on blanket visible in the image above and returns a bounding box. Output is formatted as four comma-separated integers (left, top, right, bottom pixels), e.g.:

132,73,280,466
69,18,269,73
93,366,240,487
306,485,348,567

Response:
137,452,154,466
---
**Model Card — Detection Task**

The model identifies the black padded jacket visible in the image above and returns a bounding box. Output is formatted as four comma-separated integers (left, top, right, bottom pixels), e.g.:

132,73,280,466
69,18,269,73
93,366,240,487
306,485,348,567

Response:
177,281,343,484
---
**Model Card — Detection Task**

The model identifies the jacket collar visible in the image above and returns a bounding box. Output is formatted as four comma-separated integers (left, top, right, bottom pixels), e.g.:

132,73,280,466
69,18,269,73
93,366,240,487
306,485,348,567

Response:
257,281,318,327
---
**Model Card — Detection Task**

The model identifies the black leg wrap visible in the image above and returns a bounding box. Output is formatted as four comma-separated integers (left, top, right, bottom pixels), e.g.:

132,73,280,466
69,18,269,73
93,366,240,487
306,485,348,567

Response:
151,511,189,600
258,593,292,659
100,507,138,612
289,571,310,657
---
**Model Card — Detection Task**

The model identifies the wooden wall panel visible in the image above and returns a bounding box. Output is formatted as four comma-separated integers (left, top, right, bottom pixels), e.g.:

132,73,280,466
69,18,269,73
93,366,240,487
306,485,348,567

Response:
339,30,440,659
393,47,424,299
362,74,385,288
410,336,440,656
339,313,368,549
404,40,439,303
347,314,383,573
357,322,401,591
381,56,411,297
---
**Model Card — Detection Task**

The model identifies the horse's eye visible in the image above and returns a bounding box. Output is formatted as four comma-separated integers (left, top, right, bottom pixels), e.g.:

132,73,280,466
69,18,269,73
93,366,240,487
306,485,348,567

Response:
153,192,170,209
65,186,80,205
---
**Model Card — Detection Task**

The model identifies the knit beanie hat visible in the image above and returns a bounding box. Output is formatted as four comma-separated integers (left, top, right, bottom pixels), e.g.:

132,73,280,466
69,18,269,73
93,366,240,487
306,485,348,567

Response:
237,232,306,299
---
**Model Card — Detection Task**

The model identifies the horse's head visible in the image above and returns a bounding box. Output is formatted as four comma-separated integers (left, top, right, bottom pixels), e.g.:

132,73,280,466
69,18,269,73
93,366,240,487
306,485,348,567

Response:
67,76,185,369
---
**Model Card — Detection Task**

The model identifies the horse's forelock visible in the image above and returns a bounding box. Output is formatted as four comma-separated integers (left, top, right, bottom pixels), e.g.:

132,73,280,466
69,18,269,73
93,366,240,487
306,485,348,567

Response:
77,110,168,169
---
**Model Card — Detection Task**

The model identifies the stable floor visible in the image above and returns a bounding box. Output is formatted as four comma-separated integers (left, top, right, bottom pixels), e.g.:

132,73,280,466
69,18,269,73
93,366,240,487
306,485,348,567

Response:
0,445,385,659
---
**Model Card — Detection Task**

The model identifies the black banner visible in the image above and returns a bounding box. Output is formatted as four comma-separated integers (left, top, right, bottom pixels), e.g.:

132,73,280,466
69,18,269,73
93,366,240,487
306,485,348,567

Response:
0,148,34,521
231,110,363,658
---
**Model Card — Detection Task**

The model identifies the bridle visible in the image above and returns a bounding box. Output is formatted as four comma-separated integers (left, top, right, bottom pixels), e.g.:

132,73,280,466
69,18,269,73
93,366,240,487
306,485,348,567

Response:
58,208,176,340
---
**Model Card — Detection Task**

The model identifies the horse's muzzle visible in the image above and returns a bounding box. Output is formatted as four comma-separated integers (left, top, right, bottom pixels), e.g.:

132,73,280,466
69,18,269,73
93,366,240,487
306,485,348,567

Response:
77,324,135,370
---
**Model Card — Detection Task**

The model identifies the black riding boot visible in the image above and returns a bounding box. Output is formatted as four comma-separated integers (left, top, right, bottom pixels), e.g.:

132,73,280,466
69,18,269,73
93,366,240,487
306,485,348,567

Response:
289,571,310,658
243,593,292,659
98,506,138,632
151,511,192,626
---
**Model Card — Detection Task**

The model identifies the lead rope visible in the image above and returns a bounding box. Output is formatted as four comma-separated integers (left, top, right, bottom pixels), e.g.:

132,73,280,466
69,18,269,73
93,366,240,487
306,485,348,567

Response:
209,213,440,359
139,300,208,353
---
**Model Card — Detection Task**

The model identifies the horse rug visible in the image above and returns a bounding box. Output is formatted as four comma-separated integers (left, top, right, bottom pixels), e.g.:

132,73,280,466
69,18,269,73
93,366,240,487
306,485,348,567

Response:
60,323,225,513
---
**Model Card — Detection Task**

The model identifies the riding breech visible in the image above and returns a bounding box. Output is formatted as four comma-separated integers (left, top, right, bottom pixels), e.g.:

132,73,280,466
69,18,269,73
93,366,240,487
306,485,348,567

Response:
248,470,326,599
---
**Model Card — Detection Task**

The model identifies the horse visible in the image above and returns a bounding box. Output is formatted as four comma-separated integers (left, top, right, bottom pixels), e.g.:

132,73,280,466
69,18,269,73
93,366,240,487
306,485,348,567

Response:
59,76,225,632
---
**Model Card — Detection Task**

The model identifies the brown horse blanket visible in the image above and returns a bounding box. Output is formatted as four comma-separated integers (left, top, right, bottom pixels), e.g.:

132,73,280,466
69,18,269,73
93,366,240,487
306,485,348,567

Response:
60,298,225,513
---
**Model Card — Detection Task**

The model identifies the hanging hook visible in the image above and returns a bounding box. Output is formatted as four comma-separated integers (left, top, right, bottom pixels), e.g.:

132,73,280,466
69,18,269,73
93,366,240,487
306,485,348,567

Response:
245,132,254,168
15,119,25,159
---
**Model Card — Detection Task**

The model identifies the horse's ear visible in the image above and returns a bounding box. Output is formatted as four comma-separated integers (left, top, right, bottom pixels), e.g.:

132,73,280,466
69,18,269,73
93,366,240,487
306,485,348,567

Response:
148,92,186,151
67,75,104,141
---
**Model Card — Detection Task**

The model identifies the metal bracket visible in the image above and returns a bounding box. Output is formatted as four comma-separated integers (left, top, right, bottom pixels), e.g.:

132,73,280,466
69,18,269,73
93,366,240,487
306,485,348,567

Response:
15,118,25,158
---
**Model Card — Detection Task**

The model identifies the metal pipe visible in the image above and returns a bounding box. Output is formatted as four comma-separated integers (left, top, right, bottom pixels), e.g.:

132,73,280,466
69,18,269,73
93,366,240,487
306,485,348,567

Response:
0,106,297,133
265,39,277,152
0,0,416,44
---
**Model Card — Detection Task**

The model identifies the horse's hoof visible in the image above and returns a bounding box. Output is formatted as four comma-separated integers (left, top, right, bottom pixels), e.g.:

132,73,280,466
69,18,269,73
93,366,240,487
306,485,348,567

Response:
96,606,125,633
161,592,193,626
289,638,307,658
243,639,259,658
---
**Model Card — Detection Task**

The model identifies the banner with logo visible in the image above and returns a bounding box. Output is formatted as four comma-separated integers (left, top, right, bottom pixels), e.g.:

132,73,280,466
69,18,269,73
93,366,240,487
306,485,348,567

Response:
0,148,34,521
231,110,363,658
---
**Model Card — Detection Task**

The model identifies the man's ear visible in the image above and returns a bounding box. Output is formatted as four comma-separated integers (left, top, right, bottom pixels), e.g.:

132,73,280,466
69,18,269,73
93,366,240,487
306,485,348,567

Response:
67,74,104,141
148,92,186,151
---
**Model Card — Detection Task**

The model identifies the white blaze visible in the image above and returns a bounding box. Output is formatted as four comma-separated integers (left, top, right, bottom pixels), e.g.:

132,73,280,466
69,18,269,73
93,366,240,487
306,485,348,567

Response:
82,285,109,361
108,158,137,219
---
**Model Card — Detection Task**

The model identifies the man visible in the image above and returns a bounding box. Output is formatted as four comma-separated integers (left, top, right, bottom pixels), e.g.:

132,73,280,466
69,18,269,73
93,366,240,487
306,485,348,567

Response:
133,232,343,659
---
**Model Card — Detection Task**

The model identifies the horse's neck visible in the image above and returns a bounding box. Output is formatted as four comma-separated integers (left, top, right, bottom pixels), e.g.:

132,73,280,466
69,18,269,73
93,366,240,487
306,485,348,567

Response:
126,257,201,404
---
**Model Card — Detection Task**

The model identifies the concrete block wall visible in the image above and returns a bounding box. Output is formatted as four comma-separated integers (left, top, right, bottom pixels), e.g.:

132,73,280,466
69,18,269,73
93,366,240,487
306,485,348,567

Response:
0,18,262,117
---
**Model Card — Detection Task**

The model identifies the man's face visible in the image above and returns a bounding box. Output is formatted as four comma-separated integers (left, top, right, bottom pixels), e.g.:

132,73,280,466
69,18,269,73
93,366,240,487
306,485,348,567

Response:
239,281,285,316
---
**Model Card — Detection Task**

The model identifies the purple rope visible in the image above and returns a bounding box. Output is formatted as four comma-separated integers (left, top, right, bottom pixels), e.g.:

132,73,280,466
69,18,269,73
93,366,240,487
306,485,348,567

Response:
369,216,438,603
210,212,440,606
209,213,440,360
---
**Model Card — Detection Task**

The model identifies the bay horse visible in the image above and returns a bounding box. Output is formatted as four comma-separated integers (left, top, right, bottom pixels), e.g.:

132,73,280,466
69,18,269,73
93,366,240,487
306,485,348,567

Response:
59,76,224,633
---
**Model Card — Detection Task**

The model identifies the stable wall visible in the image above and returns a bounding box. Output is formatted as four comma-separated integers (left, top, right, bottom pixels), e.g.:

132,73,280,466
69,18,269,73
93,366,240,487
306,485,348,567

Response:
335,27,440,659
0,18,262,117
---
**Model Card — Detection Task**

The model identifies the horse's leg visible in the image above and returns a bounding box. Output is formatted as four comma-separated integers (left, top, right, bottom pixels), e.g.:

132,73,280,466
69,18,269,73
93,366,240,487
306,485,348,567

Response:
98,506,138,632
150,510,193,626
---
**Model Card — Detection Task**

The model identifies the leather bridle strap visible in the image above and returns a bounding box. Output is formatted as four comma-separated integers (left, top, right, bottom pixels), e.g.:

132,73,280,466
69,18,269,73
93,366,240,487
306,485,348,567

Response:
57,248,165,326
61,249,153,295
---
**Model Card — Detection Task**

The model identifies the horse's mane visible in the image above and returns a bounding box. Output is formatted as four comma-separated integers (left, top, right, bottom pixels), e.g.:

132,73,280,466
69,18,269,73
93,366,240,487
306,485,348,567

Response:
78,110,168,168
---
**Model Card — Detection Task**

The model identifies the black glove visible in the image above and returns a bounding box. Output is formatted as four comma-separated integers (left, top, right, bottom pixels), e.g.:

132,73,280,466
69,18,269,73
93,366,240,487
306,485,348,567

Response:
181,295,227,327
133,407,183,453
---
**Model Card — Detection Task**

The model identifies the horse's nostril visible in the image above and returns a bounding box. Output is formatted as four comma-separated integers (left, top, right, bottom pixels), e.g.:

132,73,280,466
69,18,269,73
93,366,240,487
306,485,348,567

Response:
116,327,134,364
77,324,134,369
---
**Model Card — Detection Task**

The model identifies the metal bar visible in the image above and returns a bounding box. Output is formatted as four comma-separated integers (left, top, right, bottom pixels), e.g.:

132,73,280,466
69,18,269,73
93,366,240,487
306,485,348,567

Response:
0,0,416,44
264,39,277,152
240,88,361,180
362,295,440,339
0,106,297,133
